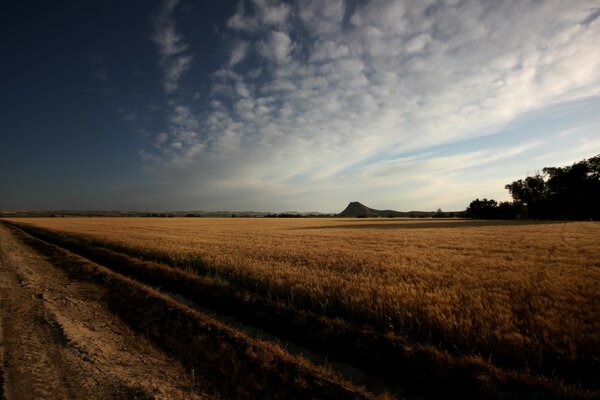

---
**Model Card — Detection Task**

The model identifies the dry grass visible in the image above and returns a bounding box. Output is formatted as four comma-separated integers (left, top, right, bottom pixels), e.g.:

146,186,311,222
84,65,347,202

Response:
9,217,600,384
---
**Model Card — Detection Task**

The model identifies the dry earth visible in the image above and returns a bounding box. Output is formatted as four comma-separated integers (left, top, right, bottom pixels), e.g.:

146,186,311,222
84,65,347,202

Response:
0,224,212,400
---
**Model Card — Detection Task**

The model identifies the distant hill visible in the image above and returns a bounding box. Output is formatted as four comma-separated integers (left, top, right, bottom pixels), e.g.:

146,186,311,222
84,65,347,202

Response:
0,204,451,218
338,201,436,217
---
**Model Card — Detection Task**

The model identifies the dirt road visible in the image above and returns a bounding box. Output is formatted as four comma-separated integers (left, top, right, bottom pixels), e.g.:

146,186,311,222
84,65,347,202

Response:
0,224,212,400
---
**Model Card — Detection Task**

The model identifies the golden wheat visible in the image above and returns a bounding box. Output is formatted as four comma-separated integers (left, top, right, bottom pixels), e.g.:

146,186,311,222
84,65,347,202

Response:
11,217,600,374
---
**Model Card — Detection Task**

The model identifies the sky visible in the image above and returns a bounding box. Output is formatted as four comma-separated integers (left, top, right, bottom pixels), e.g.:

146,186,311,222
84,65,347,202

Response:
1,0,599,212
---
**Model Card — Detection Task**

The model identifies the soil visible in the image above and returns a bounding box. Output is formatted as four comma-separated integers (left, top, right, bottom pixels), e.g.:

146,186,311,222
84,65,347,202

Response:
0,224,213,400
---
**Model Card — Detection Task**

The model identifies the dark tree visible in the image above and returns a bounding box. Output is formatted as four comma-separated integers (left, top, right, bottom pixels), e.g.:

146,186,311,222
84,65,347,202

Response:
432,208,448,218
542,155,600,219
497,201,522,219
503,154,600,219
504,174,548,218
465,198,499,219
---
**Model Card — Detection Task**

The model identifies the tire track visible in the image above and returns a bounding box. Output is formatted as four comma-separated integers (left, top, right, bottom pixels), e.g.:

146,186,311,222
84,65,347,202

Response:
0,223,210,400
0,251,75,399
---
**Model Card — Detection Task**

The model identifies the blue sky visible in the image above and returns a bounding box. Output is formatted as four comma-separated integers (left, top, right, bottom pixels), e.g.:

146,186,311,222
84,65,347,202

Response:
1,0,599,212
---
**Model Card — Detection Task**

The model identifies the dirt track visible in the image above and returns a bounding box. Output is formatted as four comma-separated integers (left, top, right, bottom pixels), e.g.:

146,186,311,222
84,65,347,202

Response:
0,224,212,400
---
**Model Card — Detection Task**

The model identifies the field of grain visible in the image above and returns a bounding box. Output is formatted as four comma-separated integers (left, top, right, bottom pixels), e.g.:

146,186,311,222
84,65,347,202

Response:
10,217,600,389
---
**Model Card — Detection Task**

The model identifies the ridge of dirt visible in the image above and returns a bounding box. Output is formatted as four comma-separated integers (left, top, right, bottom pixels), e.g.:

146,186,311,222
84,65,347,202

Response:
0,223,211,400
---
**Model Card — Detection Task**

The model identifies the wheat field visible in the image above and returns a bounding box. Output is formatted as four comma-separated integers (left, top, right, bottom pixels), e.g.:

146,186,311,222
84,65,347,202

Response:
12,217,600,383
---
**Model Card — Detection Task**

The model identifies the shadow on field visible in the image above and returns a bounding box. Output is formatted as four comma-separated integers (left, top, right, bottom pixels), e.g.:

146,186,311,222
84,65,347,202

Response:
297,219,567,230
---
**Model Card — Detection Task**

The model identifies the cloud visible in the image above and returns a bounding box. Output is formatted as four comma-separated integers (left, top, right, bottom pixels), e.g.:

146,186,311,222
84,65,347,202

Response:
299,0,345,37
229,40,249,66
142,0,600,210
152,0,192,94
257,31,293,63
227,0,290,32
152,0,186,56
163,54,192,94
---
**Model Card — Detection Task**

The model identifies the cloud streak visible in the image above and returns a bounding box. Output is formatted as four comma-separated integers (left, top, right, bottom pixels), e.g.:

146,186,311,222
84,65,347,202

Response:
152,0,192,94
143,0,600,211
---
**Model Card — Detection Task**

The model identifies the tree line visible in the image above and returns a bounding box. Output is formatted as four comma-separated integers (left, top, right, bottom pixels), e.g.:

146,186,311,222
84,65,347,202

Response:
466,154,599,220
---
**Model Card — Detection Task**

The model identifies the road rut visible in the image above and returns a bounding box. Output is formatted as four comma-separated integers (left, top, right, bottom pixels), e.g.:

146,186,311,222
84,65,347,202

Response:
0,224,213,400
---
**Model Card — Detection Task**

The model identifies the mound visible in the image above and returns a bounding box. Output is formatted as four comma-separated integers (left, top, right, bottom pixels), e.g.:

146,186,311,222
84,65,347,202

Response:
338,201,405,217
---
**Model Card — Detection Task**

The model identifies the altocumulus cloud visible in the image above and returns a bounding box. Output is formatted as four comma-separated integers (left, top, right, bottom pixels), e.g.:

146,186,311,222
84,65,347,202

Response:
152,0,193,95
143,0,600,211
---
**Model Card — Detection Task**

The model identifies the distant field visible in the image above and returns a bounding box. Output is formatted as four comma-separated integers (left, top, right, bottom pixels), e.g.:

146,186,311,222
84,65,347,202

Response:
8,217,600,393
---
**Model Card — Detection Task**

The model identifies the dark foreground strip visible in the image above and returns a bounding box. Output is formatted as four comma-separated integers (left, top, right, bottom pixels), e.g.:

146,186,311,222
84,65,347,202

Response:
5,221,595,400
0,317,4,400
5,223,373,400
